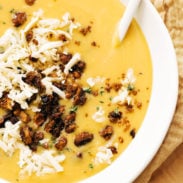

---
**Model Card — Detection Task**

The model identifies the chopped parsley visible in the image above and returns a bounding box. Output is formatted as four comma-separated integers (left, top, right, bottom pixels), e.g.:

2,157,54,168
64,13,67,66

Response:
109,96,113,101
99,87,105,96
10,8,15,14
127,84,134,91
83,87,92,93
70,105,78,112
88,163,94,169
114,108,119,114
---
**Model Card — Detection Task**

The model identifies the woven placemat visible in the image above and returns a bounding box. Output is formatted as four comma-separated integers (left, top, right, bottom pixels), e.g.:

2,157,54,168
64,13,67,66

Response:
135,0,183,182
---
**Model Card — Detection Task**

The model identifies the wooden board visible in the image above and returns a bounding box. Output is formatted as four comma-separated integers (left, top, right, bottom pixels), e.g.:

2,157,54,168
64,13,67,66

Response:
149,143,183,183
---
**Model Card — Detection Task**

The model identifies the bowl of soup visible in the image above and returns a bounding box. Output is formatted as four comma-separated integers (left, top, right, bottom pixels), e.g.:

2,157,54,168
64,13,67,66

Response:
0,0,178,183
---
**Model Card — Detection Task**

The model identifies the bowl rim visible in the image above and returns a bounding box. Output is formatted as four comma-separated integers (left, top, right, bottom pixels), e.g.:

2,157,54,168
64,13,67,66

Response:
83,0,178,182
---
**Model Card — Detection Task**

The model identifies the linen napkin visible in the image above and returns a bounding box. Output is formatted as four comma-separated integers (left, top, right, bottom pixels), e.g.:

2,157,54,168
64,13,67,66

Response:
135,0,183,182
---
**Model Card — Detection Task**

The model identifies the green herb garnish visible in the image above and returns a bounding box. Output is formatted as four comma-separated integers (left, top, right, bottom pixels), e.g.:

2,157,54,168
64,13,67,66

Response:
83,87,92,93
127,84,134,91
10,8,15,14
99,90,104,96
70,105,78,112
114,108,119,114
88,163,94,169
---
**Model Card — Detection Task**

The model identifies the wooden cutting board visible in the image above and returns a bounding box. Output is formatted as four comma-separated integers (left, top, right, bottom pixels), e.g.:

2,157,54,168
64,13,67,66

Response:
150,143,183,183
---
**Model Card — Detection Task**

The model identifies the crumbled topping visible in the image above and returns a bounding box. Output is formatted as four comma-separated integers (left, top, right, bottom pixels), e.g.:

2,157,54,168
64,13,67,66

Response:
25,0,36,6
12,12,27,27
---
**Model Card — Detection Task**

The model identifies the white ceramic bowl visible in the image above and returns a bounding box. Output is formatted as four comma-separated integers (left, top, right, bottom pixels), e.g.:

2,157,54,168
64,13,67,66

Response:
83,0,178,182
0,1,178,183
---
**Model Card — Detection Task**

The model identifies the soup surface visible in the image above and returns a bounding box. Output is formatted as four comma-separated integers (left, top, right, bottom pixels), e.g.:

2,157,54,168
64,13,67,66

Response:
0,0,152,182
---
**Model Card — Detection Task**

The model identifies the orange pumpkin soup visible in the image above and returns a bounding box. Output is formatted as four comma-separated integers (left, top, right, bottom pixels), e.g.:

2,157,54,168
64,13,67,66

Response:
0,0,152,182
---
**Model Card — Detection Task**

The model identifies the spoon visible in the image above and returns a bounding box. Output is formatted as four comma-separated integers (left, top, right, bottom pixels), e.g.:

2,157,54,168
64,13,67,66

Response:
113,0,141,46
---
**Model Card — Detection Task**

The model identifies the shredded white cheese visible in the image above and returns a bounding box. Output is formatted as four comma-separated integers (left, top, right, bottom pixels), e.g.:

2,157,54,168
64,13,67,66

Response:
86,76,106,87
112,88,132,105
92,106,105,123
94,141,118,165
18,146,65,177
41,77,66,99
0,121,21,156
0,121,65,177
121,68,136,86
23,9,44,33
94,146,113,165
112,69,136,105
41,65,61,76
64,53,81,74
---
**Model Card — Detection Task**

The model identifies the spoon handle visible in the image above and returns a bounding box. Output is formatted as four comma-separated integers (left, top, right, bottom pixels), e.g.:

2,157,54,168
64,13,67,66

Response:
118,0,141,41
